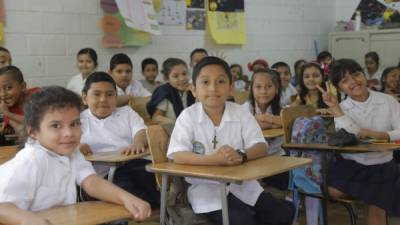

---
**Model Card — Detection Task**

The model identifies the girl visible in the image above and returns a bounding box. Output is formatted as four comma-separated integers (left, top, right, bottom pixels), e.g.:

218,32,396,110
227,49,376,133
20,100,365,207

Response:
146,58,195,125
291,62,333,115
167,56,294,225
109,53,151,106
67,48,97,95
319,59,400,225
272,61,297,106
0,86,151,225
364,51,382,90
380,66,400,96
292,59,306,87
230,64,246,91
79,72,160,209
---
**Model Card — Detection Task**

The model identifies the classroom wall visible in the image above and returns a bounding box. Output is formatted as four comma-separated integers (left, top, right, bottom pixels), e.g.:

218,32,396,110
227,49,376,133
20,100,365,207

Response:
4,0,336,87
336,0,359,22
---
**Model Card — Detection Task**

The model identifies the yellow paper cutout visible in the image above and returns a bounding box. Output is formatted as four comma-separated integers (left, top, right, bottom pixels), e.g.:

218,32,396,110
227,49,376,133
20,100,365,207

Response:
207,11,246,45
0,23,4,45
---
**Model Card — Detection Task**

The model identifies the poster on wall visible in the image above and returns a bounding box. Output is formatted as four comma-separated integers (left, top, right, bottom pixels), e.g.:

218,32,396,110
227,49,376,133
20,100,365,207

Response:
186,0,205,30
0,0,5,45
157,0,186,25
207,0,246,44
100,0,152,47
354,0,400,26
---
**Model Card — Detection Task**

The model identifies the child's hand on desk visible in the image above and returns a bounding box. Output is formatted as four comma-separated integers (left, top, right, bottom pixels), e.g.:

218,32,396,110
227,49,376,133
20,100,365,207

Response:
121,144,146,156
121,194,151,221
79,143,93,156
216,145,242,166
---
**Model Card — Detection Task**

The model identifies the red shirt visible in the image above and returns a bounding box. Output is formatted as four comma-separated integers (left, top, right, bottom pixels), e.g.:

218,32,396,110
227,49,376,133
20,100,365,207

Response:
3,87,41,128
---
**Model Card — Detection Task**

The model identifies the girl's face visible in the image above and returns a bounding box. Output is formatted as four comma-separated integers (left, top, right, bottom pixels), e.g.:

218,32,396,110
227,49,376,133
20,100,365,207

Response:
365,57,378,74
252,73,278,107
276,66,291,88
384,69,400,90
192,64,232,110
31,107,81,156
230,66,241,81
110,63,133,90
303,67,323,91
167,64,189,92
77,54,96,76
143,64,158,82
83,81,117,119
338,71,368,100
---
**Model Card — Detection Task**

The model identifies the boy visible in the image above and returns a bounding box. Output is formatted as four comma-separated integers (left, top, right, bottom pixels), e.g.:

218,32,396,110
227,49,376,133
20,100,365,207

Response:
190,48,208,68
140,58,161,93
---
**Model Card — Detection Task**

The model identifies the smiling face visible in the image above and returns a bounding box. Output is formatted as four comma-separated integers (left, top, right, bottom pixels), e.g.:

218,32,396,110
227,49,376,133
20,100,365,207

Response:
384,68,400,90
252,72,278,107
337,71,369,101
302,66,323,91
0,74,26,107
192,64,232,110
167,64,190,92
77,53,96,77
82,81,117,119
31,107,81,156
110,63,133,91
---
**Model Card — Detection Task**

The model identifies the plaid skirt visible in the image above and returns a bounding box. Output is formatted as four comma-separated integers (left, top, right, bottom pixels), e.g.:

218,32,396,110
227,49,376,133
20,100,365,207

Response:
327,158,400,216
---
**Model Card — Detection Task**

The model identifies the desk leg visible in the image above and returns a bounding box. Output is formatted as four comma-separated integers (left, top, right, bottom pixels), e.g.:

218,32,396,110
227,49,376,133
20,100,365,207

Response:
108,166,117,182
220,183,229,225
321,152,328,225
160,174,168,225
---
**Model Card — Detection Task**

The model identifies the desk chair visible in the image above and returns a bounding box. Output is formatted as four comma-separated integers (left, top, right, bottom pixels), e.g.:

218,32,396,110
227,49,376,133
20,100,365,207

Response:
0,145,17,165
232,91,249,104
281,105,357,225
128,97,155,125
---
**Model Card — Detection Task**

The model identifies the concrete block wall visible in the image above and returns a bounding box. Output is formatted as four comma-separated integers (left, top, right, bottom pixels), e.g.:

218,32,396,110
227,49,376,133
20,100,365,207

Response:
4,0,336,87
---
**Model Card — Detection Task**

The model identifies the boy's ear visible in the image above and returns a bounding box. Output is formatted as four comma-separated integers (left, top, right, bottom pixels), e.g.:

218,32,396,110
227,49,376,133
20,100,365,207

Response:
81,93,88,105
190,84,197,98
21,81,27,92
229,82,234,96
27,125,36,139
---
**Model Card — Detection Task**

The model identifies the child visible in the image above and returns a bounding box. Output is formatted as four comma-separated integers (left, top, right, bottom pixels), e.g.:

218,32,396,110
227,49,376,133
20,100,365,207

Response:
147,58,195,125
318,59,400,224
380,66,400,96
230,64,246,91
0,66,40,134
109,53,151,106
244,68,284,156
0,47,12,68
0,86,151,224
79,72,160,208
167,56,294,225
364,51,382,90
291,62,333,115
67,48,98,95
190,48,208,68
140,57,161,93
292,59,306,87
248,59,268,72
317,51,333,78
271,62,298,106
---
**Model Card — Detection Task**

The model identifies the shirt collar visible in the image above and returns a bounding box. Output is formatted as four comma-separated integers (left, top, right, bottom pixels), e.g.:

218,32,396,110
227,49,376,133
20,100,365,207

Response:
26,139,72,164
344,91,385,109
198,102,239,124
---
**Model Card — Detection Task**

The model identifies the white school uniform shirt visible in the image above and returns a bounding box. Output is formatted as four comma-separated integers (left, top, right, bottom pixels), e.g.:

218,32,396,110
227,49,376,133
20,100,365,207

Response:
157,91,188,120
233,80,246,91
242,102,285,156
66,73,86,95
117,80,151,98
335,91,400,165
0,140,95,211
80,106,147,176
280,83,297,106
167,102,267,214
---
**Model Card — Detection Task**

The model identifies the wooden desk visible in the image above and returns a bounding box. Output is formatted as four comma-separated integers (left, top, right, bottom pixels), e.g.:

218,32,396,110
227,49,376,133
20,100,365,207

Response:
0,145,17,165
147,156,312,225
262,129,284,139
85,150,149,182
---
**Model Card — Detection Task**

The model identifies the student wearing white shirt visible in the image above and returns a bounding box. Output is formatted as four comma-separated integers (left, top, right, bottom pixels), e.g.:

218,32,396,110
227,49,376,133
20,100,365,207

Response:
167,57,294,225
0,87,151,225
230,64,247,91
109,53,151,107
79,72,160,209
319,59,400,225
66,48,98,95
364,51,383,91
271,62,298,106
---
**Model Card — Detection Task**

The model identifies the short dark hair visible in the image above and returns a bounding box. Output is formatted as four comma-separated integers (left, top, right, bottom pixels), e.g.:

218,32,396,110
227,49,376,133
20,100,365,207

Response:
365,51,380,67
271,61,291,73
190,48,208,61
82,71,116,94
317,51,332,62
141,58,158,72
0,65,24,83
330,59,364,88
77,48,98,67
161,58,187,78
192,56,232,86
110,53,132,71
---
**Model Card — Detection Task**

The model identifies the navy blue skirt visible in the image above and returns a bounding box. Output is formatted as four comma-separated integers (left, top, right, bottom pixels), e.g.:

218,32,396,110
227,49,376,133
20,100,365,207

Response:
327,158,400,216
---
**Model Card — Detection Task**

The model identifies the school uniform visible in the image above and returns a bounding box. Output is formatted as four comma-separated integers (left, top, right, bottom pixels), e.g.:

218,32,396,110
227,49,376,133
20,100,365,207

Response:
139,79,161,93
80,106,160,208
117,80,151,97
66,74,86,95
328,91,400,215
280,83,297,106
168,102,294,225
0,140,95,211
233,80,246,91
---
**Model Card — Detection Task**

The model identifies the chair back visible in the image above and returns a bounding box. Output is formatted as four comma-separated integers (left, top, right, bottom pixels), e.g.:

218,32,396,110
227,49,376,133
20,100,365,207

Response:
128,97,154,125
232,90,249,104
280,105,317,144
146,125,169,187
0,145,18,165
